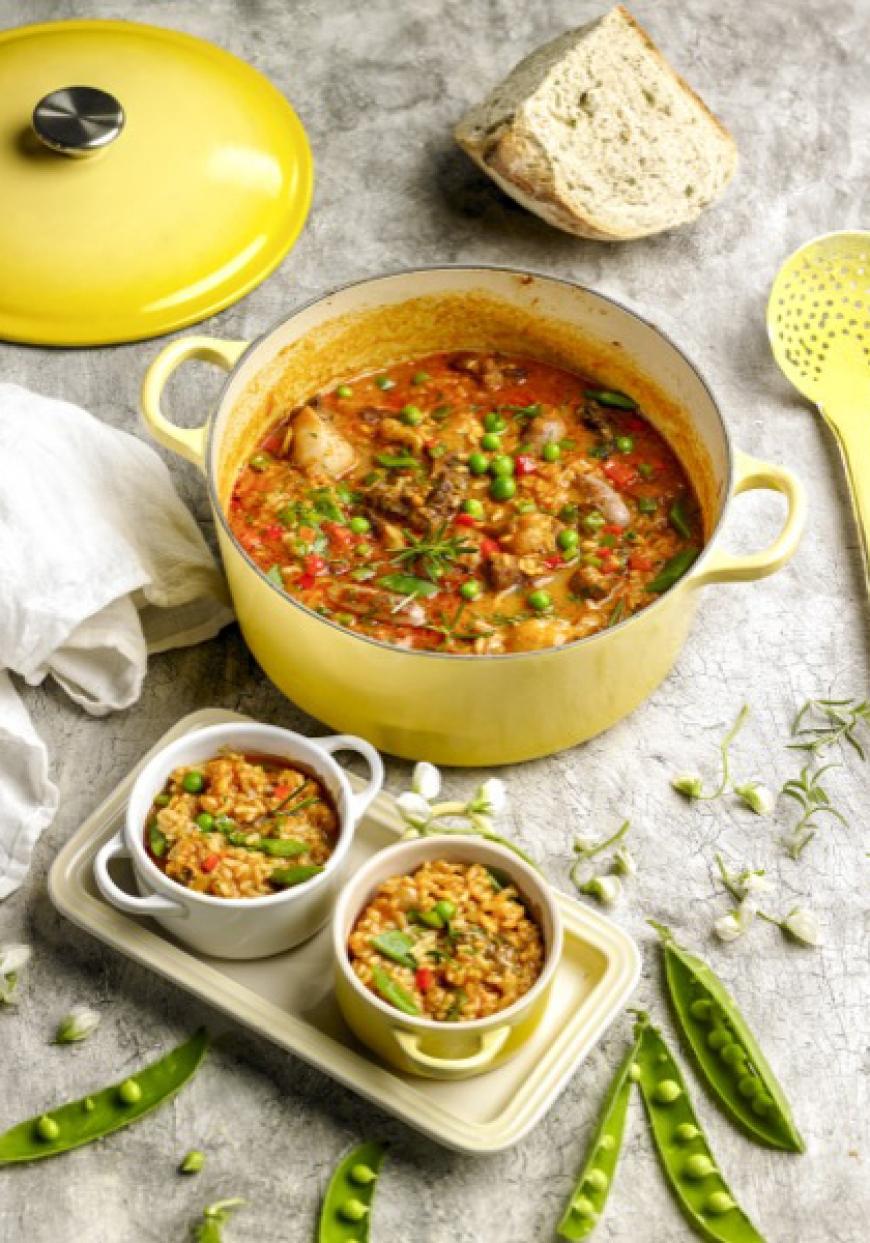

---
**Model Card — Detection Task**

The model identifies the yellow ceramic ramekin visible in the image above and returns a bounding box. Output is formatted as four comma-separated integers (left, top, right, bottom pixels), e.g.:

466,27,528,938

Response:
331,836,563,1080
141,267,806,765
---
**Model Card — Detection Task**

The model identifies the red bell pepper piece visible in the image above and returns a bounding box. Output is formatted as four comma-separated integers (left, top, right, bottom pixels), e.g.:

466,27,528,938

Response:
514,455,538,477
415,967,433,991
201,854,220,874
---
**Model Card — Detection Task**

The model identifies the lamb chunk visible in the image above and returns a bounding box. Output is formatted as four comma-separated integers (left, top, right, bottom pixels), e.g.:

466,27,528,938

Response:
580,403,614,439
357,405,392,426
569,565,611,600
524,414,567,452
419,457,466,525
376,417,425,452
486,551,525,591
448,351,505,391
364,477,422,526
574,471,631,527
291,406,356,478
502,511,558,556
324,583,427,627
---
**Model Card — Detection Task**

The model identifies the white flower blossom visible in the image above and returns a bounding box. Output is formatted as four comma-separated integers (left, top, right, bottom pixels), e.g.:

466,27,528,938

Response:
471,778,508,817
713,910,747,943
580,875,623,906
612,846,637,877
734,782,776,817
671,772,704,799
395,791,432,829
781,907,821,947
411,762,441,801
0,943,31,1005
55,1004,101,1044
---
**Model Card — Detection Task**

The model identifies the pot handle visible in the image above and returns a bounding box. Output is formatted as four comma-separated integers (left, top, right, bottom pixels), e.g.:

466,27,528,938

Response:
393,1025,510,1074
94,830,187,918
316,734,385,819
140,336,249,470
692,450,806,587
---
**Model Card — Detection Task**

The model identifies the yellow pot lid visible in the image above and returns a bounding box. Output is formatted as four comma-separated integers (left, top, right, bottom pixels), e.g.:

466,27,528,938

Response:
0,20,314,346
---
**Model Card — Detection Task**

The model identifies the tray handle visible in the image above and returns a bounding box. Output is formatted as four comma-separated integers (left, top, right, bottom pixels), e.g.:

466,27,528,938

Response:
393,1025,510,1074
316,734,385,819
94,831,187,918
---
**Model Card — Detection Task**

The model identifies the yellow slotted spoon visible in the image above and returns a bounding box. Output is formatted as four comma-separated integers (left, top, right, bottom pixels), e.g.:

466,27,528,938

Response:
768,231,870,586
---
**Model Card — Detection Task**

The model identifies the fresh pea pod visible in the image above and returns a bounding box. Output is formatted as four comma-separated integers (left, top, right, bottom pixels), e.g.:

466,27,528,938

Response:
256,837,309,858
370,931,417,969
633,1015,767,1243
585,388,638,410
651,923,804,1152
647,547,699,593
669,498,694,540
0,1028,208,1164
269,864,324,887
557,1029,643,1239
371,966,420,1015
318,1141,385,1243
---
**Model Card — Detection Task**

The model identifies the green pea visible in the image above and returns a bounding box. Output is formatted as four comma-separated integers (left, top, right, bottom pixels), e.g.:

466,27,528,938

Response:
481,432,501,451
582,510,605,531
570,1196,595,1217
598,1134,616,1152
527,590,551,612
707,1028,729,1051
751,1093,774,1116
118,1079,142,1106
248,453,271,472
433,900,456,921
489,455,515,478
196,813,214,832
356,542,373,558
674,1123,700,1143
462,498,485,518
737,1075,761,1099
82,1098,96,1114
638,462,655,479
615,435,634,453
684,1153,715,1180
36,1116,59,1142
339,1199,369,1222
154,793,171,807
688,998,712,1022
374,376,395,391
542,441,561,462
349,515,371,534
484,412,507,433
653,1079,681,1104
721,1043,747,1069
349,1163,377,1185
557,528,579,553
585,1169,609,1192
401,404,424,426
705,1191,736,1215
468,452,489,475
637,496,658,514
490,476,516,501
181,771,205,794
458,579,480,601
411,371,430,385
336,384,353,399
628,1062,641,1082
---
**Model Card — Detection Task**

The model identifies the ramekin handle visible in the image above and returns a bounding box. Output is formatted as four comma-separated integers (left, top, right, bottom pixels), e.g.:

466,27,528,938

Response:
393,1025,510,1074
692,450,806,587
94,831,187,918
140,336,248,470
316,734,385,818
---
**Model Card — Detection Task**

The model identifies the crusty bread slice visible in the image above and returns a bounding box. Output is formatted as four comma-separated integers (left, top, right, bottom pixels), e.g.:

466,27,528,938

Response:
454,5,737,240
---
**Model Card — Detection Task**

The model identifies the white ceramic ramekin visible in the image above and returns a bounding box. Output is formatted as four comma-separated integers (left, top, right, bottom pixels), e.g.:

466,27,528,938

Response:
333,836,563,1080
94,722,383,959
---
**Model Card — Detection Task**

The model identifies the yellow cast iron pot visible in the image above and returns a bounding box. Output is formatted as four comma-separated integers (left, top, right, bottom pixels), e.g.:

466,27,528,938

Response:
141,267,806,766
331,836,563,1079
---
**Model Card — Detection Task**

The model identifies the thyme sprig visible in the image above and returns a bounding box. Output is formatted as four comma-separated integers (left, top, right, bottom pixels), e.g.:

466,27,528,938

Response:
790,697,870,760
780,763,848,859
390,522,475,583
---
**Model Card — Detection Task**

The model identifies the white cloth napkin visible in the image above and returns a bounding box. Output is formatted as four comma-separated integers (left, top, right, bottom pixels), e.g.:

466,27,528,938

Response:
0,383,234,898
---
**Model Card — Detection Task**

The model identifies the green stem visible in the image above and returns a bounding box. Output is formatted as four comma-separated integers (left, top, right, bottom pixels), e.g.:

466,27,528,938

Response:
574,819,631,862
697,703,750,800
714,852,744,904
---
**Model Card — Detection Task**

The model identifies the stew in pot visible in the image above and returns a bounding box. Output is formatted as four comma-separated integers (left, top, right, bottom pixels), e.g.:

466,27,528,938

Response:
228,351,702,653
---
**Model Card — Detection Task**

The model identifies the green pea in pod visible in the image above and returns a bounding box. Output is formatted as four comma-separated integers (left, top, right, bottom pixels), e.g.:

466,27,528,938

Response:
633,1014,768,1243
318,1141,385,1243
650,923,804,1152
557,1027,643,1239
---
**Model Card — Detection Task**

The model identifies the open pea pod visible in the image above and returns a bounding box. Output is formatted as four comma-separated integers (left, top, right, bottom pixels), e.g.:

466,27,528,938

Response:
557,1030,642,1239
634,1015,767,1243
0,1028,208,1164
651,923,804,1152
318,1141,385,1243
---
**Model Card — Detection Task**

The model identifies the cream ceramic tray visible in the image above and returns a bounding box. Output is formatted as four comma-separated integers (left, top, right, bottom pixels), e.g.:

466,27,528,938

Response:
48,709,640,1154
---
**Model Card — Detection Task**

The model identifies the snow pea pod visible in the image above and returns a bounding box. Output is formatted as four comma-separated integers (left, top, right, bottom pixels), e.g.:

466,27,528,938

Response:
651,923,804,1152
557,1028,642,1239
585,388,638,410
633,1015,767,1243
0,1028,208,1164
318,1141,385,1243
647,547,699,593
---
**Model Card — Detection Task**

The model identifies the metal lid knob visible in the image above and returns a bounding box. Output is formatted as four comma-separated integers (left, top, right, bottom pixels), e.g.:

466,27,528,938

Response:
32,86,124,157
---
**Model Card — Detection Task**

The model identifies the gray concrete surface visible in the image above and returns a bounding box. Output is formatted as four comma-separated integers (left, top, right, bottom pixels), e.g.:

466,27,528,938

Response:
1,1,868,1239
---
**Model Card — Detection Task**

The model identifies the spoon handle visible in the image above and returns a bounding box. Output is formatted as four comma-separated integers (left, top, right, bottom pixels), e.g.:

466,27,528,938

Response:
823,405,870,590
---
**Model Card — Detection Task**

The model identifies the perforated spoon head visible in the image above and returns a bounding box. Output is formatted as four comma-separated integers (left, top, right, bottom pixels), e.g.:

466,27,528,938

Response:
767,230,870,412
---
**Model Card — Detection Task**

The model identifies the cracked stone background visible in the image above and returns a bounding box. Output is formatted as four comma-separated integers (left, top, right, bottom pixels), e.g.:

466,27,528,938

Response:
1,0,868,1240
